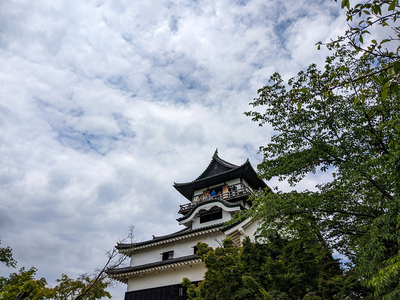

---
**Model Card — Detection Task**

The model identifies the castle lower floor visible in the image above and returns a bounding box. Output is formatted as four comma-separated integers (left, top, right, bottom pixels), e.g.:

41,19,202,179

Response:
124,282,200,300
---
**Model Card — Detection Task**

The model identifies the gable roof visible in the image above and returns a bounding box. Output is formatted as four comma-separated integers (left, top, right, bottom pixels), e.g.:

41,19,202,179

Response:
195,149,239,180
173,150,267,200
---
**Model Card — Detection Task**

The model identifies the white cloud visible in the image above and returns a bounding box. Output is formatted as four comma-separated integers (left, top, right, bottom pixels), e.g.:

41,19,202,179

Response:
0,0,347,298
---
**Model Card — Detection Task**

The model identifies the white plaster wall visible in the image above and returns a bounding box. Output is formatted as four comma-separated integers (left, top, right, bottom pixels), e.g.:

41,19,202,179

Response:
194,188,205,197
125,222,265,292
193,178,242,197
242,179,251,190
208,182,223,189
226,178,241,186
127,262,206,291
130,231,226,267
193,230,226,248
241,220,260,243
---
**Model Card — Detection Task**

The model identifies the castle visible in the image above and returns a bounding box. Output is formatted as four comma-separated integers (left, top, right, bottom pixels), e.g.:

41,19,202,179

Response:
108,150,267,300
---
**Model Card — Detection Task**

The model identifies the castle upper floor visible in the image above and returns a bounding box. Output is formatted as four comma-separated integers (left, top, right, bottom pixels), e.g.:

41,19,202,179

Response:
174,150,267,216
172,150,267,229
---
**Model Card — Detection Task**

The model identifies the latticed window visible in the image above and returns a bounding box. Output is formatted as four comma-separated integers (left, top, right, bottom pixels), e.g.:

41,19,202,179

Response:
162,250,174,260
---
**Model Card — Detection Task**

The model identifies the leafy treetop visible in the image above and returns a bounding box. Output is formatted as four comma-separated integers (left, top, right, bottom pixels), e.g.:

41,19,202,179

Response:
182,236,370,300
0,238,17,269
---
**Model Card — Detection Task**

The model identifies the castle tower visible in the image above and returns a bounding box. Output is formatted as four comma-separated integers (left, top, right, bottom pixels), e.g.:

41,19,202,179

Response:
108,150,267,300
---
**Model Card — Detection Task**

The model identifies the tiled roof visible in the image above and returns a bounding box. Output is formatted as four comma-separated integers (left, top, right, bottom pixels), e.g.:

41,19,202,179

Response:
116,222,225,250
174,161,249,189
107,254,200,275
221,217,248,232
195,149,239,180
173,152,267,200
107,255,202,282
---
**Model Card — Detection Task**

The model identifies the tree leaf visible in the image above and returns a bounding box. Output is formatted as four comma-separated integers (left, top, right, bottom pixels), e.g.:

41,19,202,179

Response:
389,0,397,11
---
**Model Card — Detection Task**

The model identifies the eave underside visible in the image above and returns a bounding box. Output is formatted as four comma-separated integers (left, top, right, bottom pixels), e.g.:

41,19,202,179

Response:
108,255,202,283
116,222,225,252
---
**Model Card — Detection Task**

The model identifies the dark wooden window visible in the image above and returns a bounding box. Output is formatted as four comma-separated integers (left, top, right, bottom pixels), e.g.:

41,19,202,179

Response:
124,282,200,300
162,250,174,261
200,208,222,223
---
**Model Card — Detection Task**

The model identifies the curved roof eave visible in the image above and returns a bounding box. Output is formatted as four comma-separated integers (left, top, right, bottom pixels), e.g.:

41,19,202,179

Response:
174,160,266,200
176,198,245,223
195,149,239,180
107,254,201,278
174,159,248,188
116,222,225,250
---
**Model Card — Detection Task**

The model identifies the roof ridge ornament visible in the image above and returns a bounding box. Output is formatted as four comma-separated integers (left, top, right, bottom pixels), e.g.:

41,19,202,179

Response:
212,148,219,158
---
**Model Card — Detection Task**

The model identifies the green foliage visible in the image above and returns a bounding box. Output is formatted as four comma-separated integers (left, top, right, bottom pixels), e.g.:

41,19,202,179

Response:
0,267,55,300
245,0,400,297
53,274,111,300
0,230,126,299
246,20,400,300
0,238,17,268
183,236,362,300
316,0,399,124
323,0,400,59
0,235,124,299
0,268,111,300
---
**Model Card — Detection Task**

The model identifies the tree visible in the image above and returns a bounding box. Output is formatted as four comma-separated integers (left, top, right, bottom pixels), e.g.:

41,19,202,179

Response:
182,238,252,300
52,274,111,300
183,236,360,300
0,240,127,299
245,0,400,296
71,246,126,300
327,0,400,59
316,0,399,108
0,238,17,268
0,267,55,300
0,268,113,300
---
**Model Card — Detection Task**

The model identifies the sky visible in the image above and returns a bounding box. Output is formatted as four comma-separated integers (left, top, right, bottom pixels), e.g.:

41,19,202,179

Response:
0,0,347,298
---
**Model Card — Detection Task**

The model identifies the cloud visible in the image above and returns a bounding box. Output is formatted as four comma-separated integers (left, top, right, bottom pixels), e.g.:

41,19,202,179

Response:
0,0,347,298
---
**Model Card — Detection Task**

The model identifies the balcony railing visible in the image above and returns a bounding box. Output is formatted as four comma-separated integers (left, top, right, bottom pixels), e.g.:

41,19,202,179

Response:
178,183,252,215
